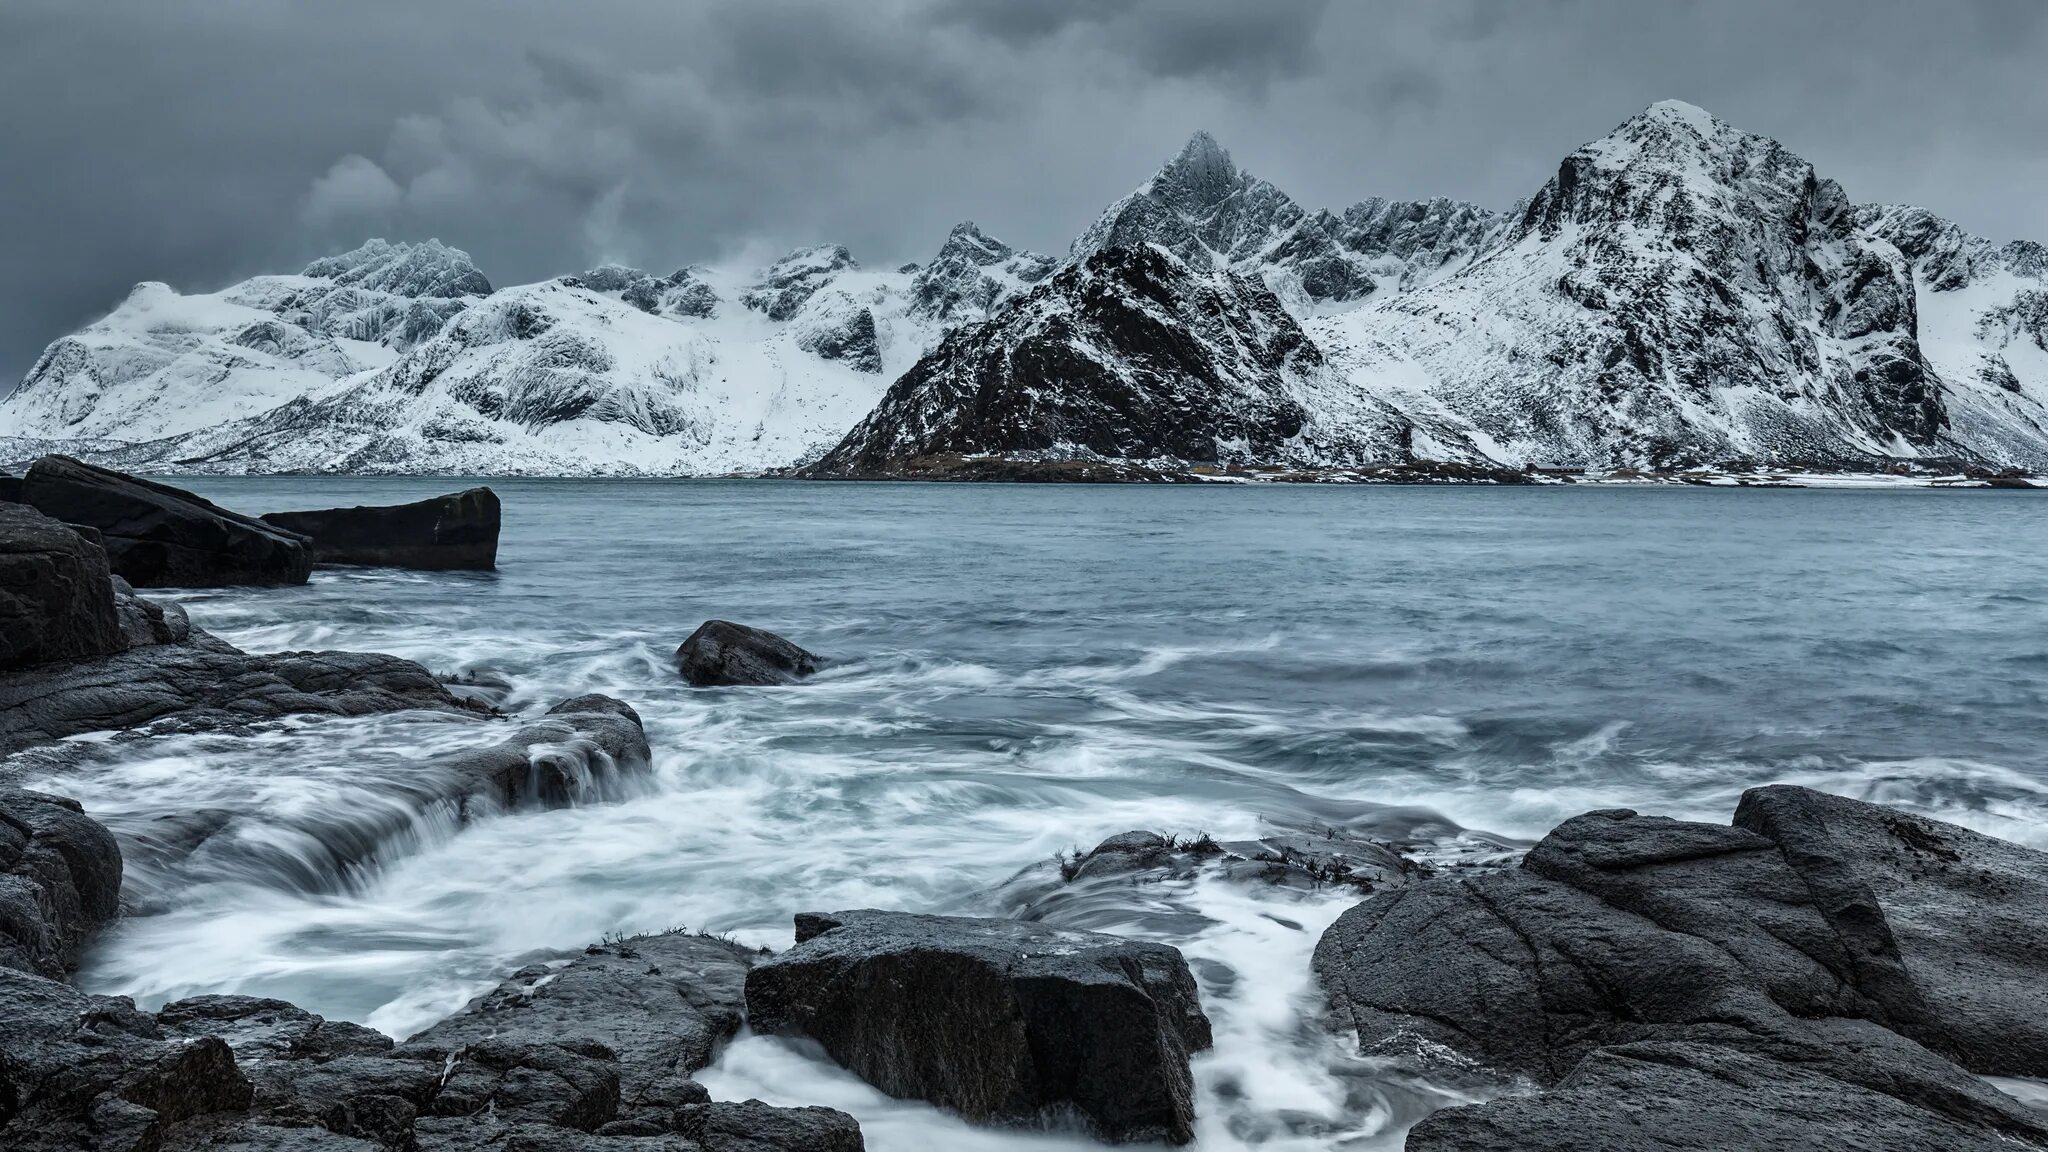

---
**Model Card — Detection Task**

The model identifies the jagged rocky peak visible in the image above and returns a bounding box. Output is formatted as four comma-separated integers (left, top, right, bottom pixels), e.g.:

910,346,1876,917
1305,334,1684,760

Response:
1076,131,1503,308
1340,97,1957,468
741,244,858,321
811,242,1385,477
908,221,1057,322
563,263,719,318
300,237,492,298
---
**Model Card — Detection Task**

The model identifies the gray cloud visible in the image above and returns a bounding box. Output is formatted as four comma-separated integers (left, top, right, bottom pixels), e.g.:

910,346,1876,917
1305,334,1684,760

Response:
3,0,2045,387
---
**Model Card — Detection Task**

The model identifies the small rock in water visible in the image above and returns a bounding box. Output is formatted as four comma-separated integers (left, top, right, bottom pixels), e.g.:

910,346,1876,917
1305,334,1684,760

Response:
675,620,819,687
260,487,500,571
745,908,1212,1144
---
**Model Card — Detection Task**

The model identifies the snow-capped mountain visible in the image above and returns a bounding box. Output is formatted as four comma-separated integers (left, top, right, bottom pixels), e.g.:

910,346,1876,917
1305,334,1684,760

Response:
2,240,487,447
810,243,1425,477
2,231,1056,475
1071,131,1504,310
7,100,2048,477
824,103,2048,477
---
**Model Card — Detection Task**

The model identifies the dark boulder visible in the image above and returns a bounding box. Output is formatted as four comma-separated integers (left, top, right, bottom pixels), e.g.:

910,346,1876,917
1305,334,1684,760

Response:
0,504,123,670
675,621,818,687
19,455,311,587
1314,789,2048,1149
1734,784,2048,1077
746,909,1211,1144
0,789,123,978
0,472,21,502
0,631,485,755
260,488,500,571
409,931,755,1125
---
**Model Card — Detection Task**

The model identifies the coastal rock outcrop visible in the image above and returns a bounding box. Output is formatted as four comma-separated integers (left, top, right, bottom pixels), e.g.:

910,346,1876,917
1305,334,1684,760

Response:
0,503,123,670
745,909,1212,1144
17,456,311,587
1314,786,2048,1150
260,488,501,571
676,621,818,687
0,789,123,978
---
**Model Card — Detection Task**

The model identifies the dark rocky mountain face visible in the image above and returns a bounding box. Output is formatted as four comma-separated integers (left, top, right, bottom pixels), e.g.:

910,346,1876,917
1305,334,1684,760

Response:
809,244,1339,476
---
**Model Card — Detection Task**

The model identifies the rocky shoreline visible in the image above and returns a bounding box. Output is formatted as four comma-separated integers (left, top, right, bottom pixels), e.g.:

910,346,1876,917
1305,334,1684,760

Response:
5,460,2048,1150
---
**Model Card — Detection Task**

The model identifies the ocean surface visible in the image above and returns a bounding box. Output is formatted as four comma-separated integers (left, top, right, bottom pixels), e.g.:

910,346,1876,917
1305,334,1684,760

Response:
25,479,2048,1150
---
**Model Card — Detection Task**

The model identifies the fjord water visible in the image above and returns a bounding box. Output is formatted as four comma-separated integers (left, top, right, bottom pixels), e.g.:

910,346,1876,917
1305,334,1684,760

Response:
32,480,2048,1150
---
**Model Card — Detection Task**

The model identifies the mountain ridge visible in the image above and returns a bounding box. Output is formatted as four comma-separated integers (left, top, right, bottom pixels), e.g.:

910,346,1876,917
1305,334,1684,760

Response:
6,100,2047,477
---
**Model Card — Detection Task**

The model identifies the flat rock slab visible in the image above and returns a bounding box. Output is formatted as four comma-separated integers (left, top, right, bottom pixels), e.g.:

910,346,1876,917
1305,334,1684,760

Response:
20,455,311,588
675,621,817,687
0,630,485,755
746,909,1211,1144
261,487,500,571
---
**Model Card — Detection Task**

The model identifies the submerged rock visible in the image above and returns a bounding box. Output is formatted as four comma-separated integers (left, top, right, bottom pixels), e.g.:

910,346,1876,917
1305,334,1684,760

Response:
18,455,311,587
260,487,501,571
675,621,818,687
746,909,1211,1144
0,504,123,670
1316,787,2048,1149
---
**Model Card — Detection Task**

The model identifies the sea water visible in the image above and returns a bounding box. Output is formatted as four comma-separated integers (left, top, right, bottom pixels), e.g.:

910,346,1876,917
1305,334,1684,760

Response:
23,479,2048,1149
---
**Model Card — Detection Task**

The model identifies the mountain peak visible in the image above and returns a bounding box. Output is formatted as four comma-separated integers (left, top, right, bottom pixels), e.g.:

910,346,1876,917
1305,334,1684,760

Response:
1637,99,1720,133
1155,131,1238,208
301,238,492,299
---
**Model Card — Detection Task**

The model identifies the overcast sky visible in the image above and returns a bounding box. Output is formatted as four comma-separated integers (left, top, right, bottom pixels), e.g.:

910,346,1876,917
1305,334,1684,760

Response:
4,0,2044,384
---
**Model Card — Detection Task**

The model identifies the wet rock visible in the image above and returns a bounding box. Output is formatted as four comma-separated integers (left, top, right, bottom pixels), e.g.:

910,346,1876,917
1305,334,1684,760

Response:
1407,1036,2032,1152
18,455,311,587
0,631,485,755
746,909,1211,1144
410,931,755,1124
0,966,255,1152
675,1100,865,1152
1315,788,2048,1148
1065,830,1176,880
110,575,191,650
675,621,818,687
0,503,123,670
0,789,123,977
260,487,501,571
438,695,652,815
1734,784,2048,1076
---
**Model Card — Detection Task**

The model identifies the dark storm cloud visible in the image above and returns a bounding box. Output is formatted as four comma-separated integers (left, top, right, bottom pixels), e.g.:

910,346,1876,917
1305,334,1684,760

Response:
3,0,2045,387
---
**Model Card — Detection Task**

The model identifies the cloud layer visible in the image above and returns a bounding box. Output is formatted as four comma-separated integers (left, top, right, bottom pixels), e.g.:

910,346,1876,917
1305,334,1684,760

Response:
4,0,2044,384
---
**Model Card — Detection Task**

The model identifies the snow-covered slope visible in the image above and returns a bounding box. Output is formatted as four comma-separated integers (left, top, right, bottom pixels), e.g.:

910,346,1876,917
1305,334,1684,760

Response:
809,243,1444,476
1856,205,2048,467
3,240,486,445
3,231,1056,475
